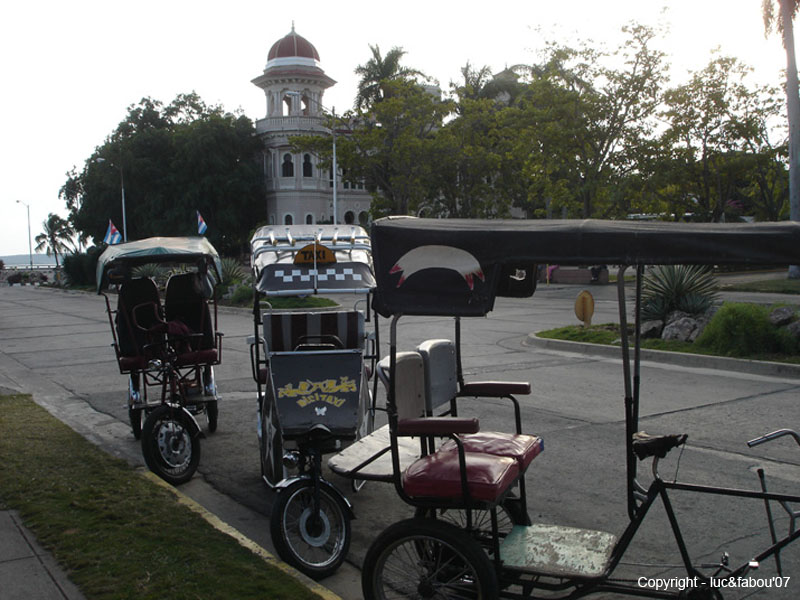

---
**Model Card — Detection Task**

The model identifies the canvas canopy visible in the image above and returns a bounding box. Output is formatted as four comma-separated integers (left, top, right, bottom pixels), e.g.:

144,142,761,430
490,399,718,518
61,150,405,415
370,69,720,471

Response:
96,236,222,292
370,217,800,318
251,225,376,296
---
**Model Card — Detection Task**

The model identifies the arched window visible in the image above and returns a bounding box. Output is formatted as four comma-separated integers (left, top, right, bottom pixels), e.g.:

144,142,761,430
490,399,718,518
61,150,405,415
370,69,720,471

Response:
284,214,293,225
344,211,355,224
281,154,294,177
282,95,292,116
359,211,369,227
303,154,313,177
305,214,313,224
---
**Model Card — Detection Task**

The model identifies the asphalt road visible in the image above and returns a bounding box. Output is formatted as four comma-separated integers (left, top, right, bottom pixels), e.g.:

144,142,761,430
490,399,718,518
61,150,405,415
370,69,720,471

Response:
2,282,800,599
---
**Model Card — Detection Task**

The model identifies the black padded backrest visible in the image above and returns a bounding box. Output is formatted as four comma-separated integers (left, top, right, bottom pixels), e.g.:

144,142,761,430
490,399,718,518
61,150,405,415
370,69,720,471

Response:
116,278,161,357
263,311,365,353
164,272,213,350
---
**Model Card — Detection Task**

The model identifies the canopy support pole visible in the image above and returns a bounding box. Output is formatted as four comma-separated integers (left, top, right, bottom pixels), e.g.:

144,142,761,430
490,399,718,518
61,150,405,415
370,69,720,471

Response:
618,264,647,520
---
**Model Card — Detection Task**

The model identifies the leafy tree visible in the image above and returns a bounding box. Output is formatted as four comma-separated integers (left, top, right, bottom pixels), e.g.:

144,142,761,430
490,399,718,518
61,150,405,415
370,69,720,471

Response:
763,0,800,276
34,213,75,268
429,97,507,218
354,45,426,110
61,93,262,255
505,24,666,219
661,56,783,221
332,80,450,217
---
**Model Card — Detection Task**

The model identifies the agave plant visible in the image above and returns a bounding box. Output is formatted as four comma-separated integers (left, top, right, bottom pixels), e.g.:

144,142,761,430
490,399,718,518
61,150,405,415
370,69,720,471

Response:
219,257,246,288
132,263,167,286
640,265,719,322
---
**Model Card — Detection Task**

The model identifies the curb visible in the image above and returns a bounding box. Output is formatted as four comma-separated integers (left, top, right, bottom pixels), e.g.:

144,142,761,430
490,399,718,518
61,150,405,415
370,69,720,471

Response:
142,471,342,600
524,333,800,379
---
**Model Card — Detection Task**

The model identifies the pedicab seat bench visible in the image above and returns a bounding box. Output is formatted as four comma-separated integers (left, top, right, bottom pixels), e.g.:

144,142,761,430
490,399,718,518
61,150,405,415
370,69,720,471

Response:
256,310,365,384
114,277,162,374
418,339,542,469
398,416,523,502
403,445,521,503
329,348,542,502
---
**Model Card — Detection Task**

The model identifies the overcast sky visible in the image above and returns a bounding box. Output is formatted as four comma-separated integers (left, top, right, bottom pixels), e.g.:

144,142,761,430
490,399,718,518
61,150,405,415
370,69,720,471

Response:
0,0,789,256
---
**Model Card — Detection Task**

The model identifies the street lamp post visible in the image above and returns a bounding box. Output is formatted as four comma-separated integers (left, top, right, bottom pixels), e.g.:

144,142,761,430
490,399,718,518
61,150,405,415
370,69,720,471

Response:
95,158,127,242
286,92,339,224
15,200,33,270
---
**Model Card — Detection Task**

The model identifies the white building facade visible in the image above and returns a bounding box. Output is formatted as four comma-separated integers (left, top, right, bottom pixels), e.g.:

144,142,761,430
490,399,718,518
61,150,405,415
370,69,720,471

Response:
252,27,371,227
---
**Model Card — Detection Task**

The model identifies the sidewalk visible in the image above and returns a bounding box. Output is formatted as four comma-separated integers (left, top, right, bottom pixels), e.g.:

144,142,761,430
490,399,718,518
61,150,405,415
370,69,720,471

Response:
0,510,86,600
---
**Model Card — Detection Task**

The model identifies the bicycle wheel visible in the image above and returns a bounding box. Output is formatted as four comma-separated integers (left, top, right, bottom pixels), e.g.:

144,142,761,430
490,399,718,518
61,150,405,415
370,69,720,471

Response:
362,518,498,600
260,394,285,487
415,496,527,548
141,405,200,485
270,479,351,579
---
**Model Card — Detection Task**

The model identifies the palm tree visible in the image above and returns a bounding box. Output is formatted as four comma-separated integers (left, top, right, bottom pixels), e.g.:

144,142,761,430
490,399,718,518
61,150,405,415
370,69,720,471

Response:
764,0,800,277
354,44,425,110
34,213,74,268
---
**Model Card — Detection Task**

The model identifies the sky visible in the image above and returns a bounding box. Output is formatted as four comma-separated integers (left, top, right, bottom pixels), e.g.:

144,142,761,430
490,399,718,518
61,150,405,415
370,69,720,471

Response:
0,0,790,257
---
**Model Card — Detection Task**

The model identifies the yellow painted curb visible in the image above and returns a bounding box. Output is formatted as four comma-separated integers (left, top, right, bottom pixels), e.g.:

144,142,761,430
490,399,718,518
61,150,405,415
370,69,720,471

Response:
142,471,342,600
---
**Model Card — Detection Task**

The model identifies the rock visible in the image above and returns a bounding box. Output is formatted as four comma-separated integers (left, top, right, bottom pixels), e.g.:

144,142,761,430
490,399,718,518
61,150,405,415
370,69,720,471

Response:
785,320,800,340
769,306,796,327
640,320,663,338
662,317,698,342
665,310,692,325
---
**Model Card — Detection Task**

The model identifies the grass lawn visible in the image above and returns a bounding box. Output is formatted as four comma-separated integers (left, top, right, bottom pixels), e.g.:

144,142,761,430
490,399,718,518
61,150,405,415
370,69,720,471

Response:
718,278,800,294
0,394,324,600
537,323,800,365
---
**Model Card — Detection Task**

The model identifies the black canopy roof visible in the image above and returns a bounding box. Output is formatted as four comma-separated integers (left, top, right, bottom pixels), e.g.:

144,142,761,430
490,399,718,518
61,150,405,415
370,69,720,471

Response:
370,217,800,317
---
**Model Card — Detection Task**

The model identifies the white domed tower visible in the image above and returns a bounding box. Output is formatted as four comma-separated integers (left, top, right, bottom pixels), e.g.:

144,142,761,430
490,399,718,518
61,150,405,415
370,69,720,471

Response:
252,25,371,227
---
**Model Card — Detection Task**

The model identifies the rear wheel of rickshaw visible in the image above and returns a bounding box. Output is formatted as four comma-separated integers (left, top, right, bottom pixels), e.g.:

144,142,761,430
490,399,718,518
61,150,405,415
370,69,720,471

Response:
141,405,201,485
270,479,351,580
362,518,498,600
260,395,285,487
414,496,528,549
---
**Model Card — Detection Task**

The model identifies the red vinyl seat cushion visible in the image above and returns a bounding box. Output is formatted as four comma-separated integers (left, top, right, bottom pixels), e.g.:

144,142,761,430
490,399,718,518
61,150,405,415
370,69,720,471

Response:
403,448,519,503
442,432,543,470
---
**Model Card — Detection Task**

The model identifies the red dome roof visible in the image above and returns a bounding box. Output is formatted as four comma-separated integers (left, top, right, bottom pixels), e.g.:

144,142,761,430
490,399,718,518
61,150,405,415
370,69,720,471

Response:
268,27,320,62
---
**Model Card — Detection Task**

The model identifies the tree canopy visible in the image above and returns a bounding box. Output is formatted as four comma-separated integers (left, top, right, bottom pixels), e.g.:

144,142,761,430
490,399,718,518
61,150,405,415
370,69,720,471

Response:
63,23,793,263
61,93,263,255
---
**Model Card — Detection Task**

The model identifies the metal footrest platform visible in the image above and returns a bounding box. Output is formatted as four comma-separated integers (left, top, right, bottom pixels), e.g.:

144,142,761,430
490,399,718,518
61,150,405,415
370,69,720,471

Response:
500,523,618,578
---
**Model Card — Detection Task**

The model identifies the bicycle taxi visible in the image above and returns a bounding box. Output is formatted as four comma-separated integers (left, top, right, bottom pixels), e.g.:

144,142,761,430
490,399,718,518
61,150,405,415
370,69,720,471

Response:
249,224,378,578
355,217,800,599
97,236,223,485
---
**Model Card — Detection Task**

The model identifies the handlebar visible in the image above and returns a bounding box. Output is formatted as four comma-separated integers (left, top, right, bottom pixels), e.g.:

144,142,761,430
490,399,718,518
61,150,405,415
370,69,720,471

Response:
747,429,800,448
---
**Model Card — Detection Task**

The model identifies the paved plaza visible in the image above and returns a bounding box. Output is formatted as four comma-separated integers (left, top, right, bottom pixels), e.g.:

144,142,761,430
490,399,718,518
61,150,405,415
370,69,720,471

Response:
2,282,800,599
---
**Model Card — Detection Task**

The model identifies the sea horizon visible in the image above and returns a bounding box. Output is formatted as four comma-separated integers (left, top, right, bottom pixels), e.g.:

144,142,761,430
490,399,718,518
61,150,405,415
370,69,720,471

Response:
1,253,58,268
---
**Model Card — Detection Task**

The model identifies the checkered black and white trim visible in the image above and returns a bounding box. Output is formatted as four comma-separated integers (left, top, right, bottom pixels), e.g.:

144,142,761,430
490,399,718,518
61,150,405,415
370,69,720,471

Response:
273,267,364,283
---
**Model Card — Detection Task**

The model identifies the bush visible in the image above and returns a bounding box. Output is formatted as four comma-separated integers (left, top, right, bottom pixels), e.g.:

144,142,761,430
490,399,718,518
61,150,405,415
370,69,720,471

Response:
7,272,23,284
0,259,5,271
62,247,103,287
641,265,719,322
228,284,254,306
695,302,799,357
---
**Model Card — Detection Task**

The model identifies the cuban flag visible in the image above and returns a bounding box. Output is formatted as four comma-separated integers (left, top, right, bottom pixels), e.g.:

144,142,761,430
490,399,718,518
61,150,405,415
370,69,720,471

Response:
197,211,208,235
103,220,122,245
